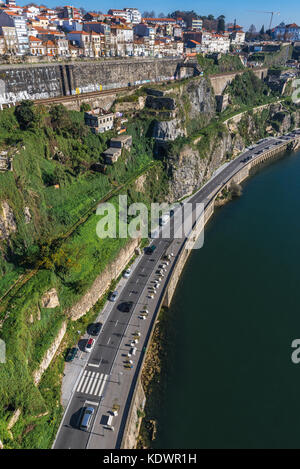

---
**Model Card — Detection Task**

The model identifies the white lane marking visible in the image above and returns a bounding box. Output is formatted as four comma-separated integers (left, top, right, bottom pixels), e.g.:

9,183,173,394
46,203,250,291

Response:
115,320,118,328
77,370,87,392
94,373,104,395
85,400,99,406
89,373,100,395
89,363,99,367
136,279,139,284
85,372,96,394
77,372,108,396
98,375,108,397
107,337,111,345
78,370,91,393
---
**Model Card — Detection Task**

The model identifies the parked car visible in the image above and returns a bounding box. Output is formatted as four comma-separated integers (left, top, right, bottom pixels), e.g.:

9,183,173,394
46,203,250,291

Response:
147,245,157,254
85,338,95,353
109,291,118,302
80,407,94,431
65,347,78,362
123,268,132,278
91,323,101,336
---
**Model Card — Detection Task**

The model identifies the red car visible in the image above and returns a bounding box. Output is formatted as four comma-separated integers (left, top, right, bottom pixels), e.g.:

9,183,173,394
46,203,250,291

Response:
85,338,95,353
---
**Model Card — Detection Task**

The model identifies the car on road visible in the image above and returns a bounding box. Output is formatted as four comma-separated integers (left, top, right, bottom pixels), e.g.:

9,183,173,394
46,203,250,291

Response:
123,268,132,278
65,347,78,362
80,407,95,431
147,245,157,254
91,322,101,336
109,291,118,302
85,338,95,353
119,301,134,313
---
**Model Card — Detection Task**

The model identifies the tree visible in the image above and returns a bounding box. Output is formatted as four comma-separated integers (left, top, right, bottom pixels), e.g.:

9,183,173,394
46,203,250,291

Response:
142,10,155,18
158,12,166,18
14,100,39,130
260,25,265,35
249,24,256,34
217,16,225,32
49,104,71,131
80,102,91,112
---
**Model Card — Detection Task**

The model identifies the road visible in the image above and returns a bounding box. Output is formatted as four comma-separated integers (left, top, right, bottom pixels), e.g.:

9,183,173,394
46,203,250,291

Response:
53,130,300,449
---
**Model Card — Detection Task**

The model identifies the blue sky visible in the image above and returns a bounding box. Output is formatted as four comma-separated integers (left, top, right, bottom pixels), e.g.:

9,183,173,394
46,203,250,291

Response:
18,0,300,31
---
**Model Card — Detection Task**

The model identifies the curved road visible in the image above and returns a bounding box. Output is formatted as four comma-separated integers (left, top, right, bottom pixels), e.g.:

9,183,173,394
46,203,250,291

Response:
53,130,300,449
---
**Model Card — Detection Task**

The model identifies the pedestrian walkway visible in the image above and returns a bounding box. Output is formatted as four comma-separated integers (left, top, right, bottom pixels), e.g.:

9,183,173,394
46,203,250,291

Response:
76,371,109,397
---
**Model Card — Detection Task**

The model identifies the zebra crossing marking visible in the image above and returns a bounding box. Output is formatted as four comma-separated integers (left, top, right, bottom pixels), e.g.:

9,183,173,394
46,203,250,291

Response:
76,370,108,397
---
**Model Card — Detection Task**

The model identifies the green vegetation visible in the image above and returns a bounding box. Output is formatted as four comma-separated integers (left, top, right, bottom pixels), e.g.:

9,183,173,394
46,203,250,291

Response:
250,44,293,67
197,53,244,75
226,70,273,107
0,100,171,448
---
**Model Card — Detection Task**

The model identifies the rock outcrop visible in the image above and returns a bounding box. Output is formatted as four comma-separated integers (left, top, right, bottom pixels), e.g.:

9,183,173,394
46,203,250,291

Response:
0,201,17,241
33,321,67,385
153,119,186,141
41,288,60,309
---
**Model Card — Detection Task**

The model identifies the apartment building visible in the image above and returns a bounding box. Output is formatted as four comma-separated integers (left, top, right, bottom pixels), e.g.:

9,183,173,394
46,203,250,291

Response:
0,10,29,54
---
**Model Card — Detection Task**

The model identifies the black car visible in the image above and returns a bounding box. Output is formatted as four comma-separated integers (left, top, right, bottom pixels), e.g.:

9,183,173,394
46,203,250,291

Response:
91,323,102,336
119,301,134,313
65,347,78,362
147,245,157,254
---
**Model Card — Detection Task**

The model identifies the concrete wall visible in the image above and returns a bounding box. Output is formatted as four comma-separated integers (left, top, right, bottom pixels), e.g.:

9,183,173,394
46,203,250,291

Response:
0,58,181,106
0,66,64,106
0,59,265,107
210,68,268,95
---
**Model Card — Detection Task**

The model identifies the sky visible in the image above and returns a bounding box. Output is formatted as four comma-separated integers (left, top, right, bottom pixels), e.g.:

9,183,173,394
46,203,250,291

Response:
17,0,300,31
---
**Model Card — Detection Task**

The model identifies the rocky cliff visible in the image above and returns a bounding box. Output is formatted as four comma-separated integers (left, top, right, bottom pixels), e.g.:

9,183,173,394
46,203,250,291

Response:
147,79,300,201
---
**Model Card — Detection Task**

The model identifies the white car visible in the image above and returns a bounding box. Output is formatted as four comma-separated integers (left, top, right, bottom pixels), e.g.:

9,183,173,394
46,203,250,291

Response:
123,269,132,278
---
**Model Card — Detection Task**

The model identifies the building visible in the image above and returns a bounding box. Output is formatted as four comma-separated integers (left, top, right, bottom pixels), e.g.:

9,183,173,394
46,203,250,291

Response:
0,34,5,54
108,9,131,23
110,134,132,149
230,29,245,44
102,134,132,164
185,39,201,53
84,108,114,133
83,12,102,22
124,8,141,24
102,146,122,164
191,18,203,31
1,25,17,53
272,23,300,42
0,10,29,54
29,35,45,55
200,31,230,53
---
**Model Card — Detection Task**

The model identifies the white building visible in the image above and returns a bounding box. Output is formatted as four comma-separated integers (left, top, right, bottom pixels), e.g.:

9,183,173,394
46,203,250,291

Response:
124,8,142,24
230,30,245,45
201,31,230,53
0,11,29,54
108,9,131,23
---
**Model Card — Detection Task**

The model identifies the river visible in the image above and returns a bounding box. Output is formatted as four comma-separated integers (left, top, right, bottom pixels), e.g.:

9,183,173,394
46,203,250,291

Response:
149,148,300,449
